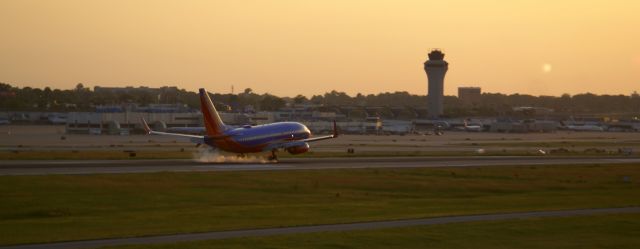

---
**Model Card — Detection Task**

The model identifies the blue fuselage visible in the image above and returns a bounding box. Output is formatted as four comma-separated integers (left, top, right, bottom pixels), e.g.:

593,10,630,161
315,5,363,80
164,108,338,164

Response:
204,122,311,152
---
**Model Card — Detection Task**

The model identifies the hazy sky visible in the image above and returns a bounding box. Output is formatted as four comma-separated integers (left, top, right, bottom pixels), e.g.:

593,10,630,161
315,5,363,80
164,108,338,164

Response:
1,0,639,97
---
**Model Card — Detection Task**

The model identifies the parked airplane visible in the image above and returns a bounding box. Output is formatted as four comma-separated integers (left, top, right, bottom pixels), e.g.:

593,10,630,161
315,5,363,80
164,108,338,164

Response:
563,124,605,132
560,121,605,132
462,120,483,132
141,88,338,161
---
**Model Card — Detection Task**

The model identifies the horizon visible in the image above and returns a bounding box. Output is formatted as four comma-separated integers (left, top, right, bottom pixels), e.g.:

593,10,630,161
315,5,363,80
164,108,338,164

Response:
2,82,637,99
1,1,639,96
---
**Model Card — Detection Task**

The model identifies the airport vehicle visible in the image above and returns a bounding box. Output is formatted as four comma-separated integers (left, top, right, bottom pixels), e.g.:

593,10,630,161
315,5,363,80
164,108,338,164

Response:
141,88,338,161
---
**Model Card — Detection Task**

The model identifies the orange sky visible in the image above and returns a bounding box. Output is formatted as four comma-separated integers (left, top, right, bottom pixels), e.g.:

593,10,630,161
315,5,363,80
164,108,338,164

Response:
1,0,639,97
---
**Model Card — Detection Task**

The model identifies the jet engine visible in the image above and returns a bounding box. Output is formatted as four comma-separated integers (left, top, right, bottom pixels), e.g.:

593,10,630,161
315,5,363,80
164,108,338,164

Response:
286,142,310,154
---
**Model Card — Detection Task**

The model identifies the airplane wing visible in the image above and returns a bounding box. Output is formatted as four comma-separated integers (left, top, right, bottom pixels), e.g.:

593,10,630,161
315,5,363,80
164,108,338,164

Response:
263,121,338,151
140,118,205,144
297,134,336,143
300,120,339,143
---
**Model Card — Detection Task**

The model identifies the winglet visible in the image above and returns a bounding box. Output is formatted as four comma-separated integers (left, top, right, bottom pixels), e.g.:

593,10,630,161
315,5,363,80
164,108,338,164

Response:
332,120,339,138
140,118,152,135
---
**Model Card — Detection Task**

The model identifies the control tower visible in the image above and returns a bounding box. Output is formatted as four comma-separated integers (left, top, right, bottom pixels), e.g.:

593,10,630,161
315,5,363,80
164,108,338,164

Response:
424,49,448,118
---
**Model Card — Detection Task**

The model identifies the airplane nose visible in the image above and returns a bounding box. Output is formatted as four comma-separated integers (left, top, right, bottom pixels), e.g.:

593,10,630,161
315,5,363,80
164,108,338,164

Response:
301,125,311,136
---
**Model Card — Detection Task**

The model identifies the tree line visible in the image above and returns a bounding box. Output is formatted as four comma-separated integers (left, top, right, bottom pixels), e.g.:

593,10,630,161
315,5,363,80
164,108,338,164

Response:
1,82,639,117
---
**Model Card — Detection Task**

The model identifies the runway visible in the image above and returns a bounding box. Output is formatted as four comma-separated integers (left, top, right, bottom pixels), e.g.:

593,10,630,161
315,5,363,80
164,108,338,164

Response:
1,156,639,175
1,206,638,249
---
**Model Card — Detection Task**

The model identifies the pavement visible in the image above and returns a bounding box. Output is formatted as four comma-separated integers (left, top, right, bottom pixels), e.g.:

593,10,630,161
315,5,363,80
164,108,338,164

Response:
1,206,638,249
1,156,640,176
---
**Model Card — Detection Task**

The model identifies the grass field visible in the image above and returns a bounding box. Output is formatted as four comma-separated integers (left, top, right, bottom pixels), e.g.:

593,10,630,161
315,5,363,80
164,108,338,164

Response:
104,213,640,249
0,164,639,245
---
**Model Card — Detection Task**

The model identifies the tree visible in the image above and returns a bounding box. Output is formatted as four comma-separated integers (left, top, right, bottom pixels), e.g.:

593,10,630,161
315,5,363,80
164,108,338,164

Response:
310,95,323,105
1,82,639,116
323,90,352,106
259,94,286,111
293,95,308,105
0,82,12,91
75,83,86,92
137,92,156,105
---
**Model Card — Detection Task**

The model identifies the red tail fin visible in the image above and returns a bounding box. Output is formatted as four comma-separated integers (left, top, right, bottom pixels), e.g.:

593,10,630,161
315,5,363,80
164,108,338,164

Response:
199,88,226,136
140,118,151,135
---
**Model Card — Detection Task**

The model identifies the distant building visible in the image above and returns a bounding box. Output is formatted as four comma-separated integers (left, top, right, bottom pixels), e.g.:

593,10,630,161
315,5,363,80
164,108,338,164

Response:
490,119,557,133
424,50,448,118
0,91,16,97
94,86,178,94
458,87,481,105
95,103,196,113
94,86,179,103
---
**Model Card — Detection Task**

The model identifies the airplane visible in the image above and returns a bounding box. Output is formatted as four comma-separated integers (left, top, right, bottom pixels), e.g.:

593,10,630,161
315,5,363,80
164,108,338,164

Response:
141,88,338,161
560,121,605,132
563,124,605,132
464,120,483,132
454,120,482,132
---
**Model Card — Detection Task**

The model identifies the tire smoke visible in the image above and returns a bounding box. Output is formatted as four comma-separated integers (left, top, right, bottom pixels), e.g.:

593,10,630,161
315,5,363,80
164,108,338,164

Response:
193,147,269,163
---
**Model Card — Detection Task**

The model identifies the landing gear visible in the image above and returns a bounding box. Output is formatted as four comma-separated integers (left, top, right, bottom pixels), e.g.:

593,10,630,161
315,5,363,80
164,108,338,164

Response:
268,150,278,162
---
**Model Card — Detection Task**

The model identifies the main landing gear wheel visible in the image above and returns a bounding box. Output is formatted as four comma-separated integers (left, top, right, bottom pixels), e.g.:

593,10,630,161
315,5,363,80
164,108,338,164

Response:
268,150,278,162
